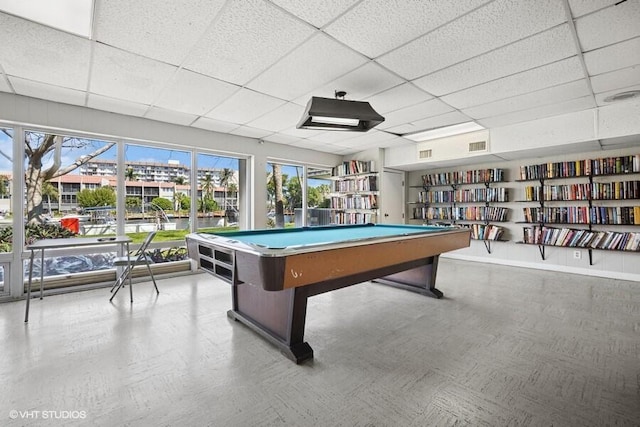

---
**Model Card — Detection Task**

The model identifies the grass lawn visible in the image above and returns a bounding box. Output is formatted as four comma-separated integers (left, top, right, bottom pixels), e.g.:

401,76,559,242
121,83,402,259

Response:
126,227,240,244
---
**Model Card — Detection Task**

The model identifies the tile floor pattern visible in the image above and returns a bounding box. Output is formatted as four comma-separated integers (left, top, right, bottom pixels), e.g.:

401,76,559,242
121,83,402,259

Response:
1,259,639,426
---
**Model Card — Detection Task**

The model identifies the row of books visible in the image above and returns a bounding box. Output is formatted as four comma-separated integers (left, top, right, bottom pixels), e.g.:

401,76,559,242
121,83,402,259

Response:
522,207,590,224
524,185,588,201
460,223,504,241
591,206,640,225
522,206,640,225
524,181,640,201
332,212,376,225
332,176,378,192
418,187,509,203
330,194,378,210
455,206,509,222
412,206,509,222
522,226,640,251
519,154,640,180
332,160,376,176
422,168,505,186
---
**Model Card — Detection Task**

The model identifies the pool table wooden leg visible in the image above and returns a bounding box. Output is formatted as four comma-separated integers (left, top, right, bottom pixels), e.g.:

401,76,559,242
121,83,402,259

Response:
373,256,443,298
228,282,314,364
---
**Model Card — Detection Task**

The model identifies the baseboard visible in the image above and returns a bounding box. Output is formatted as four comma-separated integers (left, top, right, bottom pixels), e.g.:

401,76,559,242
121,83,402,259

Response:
441,253,640,282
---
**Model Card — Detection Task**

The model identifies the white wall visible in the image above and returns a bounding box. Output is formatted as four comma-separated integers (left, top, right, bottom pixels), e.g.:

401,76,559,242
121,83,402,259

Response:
405,146,640,281
385,101,640,170
0,93,343,229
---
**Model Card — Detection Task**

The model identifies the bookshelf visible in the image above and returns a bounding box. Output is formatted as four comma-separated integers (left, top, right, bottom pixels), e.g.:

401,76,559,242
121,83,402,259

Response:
409,168,510,253
330,160,378,225
516,154,640,264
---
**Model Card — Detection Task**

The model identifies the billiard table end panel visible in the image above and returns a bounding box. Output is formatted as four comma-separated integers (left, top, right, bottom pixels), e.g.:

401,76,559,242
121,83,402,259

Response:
234,251,287,292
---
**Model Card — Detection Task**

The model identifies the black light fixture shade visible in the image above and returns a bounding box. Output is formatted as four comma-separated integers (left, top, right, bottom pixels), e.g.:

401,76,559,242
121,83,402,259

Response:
296,96,385,132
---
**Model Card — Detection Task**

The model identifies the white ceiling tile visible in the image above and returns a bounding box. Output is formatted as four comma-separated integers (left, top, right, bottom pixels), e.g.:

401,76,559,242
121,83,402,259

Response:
246,103,303,132
94,0,226,65
145,107,198,126
278,126,324,138
10,76,86,106
441,57,585,109
87,94,150,117
292,62,404,106
377,99,454,129
378,0,566,79
567,0,612,18
183,0,314,85
583,37,640,76
229,126,273,139
90,43,178,105
206,89,286,124
595,84,640,107
414,25,576,96
0,14,90,90
364,83,432,114
304,130,361,144
384,111,473,135
574,0,640,51
462,80,591,119
0,74,12,92
477,96,596,128
154,69,240,115
590,65,640,94
191,117,239,133
247,33,368,99
294,139,342,152
262,133,302,145
338,129,399,146
325,0,491,58
271,0,360,28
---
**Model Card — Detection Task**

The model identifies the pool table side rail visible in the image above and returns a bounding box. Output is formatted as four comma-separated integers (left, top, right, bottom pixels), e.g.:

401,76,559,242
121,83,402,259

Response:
186,227,467,257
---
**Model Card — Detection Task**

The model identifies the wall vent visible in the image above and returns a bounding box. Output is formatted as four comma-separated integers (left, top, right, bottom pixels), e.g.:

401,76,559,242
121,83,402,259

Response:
468,140,487,152
419,149,432,159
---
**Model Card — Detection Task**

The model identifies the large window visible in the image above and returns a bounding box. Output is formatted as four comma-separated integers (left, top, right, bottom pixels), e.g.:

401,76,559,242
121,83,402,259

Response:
122,143,193,279
266,162,303,228
22,131,118,291
196,153,239,231
0,127,12,295
307,167,332,227
0,128,13,256
266,163,332,228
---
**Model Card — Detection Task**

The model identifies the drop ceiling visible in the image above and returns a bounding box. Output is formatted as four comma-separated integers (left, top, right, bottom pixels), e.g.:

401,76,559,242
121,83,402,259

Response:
0,0,639,156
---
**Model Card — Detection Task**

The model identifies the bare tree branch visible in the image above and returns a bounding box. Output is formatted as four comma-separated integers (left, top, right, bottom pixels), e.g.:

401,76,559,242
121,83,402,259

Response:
53,141,116,177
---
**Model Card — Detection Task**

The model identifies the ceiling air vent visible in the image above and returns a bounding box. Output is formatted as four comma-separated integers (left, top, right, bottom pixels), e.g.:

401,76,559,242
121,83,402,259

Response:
419,149,432,159
468,140,487,152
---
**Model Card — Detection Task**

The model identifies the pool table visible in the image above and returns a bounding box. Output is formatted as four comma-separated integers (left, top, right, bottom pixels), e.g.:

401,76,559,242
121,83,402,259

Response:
186,223,470,363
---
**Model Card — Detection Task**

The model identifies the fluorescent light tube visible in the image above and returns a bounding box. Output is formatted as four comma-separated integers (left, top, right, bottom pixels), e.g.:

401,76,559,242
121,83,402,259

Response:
404,122,485,142
311,116,360,126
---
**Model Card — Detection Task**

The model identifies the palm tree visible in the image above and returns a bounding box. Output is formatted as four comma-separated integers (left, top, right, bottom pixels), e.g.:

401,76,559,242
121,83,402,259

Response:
41,181,59,216
201,173,214,216
219,168,234,226
172,176,187,185
124,167,137,181
272,164,285,228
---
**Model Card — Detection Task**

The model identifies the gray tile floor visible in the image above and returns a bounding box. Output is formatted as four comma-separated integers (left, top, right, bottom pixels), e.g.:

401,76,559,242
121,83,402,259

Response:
1,259,639,426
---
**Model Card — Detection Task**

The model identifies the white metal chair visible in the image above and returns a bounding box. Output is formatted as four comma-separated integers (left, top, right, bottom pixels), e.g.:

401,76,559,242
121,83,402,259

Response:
110,231,159,302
